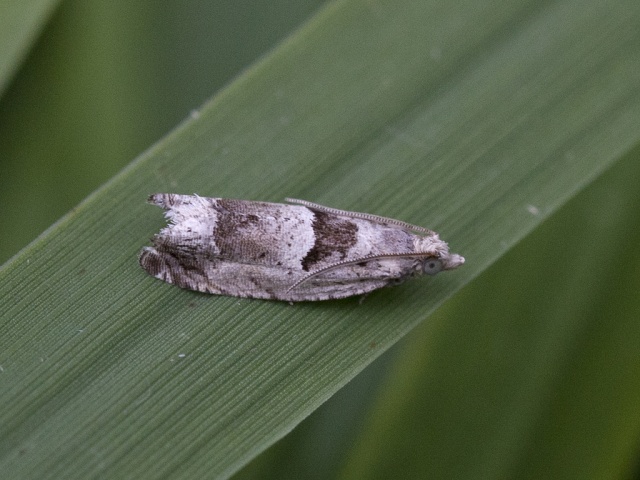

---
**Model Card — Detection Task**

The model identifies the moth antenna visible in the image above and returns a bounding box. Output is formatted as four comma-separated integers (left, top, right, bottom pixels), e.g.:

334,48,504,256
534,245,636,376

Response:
285,198,435,235
286,251,437,293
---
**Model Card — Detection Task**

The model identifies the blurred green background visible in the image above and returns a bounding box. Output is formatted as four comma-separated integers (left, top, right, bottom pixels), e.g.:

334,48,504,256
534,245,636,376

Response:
2,2,640,479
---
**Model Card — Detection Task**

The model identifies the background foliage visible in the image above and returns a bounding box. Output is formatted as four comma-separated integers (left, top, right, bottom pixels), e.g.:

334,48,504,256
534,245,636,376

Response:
1,1,640,479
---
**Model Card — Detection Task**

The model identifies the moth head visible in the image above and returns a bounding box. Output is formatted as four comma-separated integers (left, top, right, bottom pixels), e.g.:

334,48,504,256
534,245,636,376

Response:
414,234,465,274
420,253,465,275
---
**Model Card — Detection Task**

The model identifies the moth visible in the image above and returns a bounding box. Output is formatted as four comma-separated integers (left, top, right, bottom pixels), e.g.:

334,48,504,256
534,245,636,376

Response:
139,194,465,301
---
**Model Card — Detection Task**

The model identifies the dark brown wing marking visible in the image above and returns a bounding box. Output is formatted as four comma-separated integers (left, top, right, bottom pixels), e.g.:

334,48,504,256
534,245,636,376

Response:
301,211,358,271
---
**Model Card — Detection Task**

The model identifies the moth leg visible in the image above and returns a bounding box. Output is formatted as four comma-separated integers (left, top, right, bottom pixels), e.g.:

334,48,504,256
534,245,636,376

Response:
285,198,433,235
358,292,371,305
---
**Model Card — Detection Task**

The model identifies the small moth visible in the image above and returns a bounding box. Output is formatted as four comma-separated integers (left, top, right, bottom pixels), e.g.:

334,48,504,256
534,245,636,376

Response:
139,194,464,301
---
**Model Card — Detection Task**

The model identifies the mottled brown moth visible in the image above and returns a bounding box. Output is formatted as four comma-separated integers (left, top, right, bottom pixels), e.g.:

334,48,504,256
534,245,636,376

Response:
139,194,465,301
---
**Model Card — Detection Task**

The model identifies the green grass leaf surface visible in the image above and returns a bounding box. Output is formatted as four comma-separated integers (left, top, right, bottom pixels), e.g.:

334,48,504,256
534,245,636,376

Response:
2,1,640,479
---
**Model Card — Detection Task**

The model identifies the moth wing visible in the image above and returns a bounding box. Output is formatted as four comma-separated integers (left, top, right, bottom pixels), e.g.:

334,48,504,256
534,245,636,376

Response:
139,246,406,301
146,194,317,268
140,247,291,299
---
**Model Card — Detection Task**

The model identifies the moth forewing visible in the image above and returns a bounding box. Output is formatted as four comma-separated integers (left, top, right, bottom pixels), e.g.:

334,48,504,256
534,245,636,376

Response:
139,194,464,301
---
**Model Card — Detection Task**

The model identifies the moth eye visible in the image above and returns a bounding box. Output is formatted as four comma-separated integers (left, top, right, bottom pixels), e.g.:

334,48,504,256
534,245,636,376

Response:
422,258,443,275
